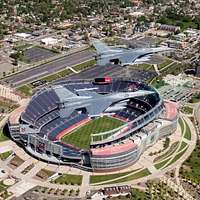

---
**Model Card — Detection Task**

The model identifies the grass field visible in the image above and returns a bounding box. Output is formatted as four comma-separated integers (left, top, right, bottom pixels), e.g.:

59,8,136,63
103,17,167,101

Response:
154,158,171,170
53,174,82,185
184,120,191,140
90,169,139,184
178,117,184,134
154,141,179,163
104,169,151,184
73,60,96,71
130,63,154,71
178,141,188,152
158,59,173,70
181,106,193,115
165,147,188,168
61,116,125,149
42,73,60,82
16,85,32,96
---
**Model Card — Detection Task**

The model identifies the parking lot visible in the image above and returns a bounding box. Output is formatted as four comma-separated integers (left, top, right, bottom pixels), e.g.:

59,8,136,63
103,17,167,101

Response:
65,64,156,82
24,46,57,63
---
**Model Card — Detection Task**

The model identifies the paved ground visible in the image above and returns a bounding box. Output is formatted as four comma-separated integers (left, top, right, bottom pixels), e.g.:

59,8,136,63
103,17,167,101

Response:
24,46,57,63
2,50,94,87
0,56,14,77
65,64,156,82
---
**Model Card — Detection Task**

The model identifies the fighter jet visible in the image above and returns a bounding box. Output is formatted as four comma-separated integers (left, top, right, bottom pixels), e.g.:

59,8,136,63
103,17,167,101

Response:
92,40,172,66
57,87,155,118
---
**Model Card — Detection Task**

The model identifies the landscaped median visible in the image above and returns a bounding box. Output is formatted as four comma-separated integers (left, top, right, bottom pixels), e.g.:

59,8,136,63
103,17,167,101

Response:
16,59,96,96
178,117,192,140
184,119,192,140
16,84,32,96
158,59,174,70
154,158,171,170
90,168,140,185
165,147,188,168
90,169,151,186
153,142,179,163
154,117,191,170
104,168,151,185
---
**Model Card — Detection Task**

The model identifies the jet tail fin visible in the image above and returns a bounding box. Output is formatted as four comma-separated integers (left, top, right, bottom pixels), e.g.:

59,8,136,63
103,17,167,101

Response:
92,40,111,54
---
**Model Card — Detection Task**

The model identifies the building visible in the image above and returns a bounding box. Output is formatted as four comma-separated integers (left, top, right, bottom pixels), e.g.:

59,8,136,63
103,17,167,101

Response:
8,78,178,172
41,37,58,45
158,24,181,33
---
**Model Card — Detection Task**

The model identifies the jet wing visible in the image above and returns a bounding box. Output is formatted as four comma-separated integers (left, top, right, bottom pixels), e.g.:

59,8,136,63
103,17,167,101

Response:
76,90,101,98
118,52,139,66
86,99,113,115
92,40,111,54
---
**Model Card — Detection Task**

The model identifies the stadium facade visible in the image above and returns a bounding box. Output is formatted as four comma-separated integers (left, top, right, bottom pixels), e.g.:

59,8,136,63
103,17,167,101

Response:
8,78,178,172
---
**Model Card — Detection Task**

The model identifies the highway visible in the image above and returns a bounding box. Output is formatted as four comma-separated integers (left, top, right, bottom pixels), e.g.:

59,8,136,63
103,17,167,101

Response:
2,50,94,87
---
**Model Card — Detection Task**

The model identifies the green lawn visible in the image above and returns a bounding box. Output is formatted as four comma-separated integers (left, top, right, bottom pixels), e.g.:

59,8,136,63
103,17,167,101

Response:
54,174,82,185
57,68,73,77
0,129,9,142
189,93,200,103
14,43,32,51
178,141,188,152
158,59,173,70
178,117,184,135
41,73,60,82
131,63,154,71
154,142,179,163
184,120,191,140
61,116,125,149
154,158,171,169
0,151,12,160
150,77,168,89
73,60,96,71
90,169,139,184
181,106,193,115
16,85,32,96
104,169,151,184
165,147,188,168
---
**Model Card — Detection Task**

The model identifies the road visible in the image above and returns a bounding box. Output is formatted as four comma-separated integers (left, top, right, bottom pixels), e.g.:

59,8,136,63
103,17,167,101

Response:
2,50,94,87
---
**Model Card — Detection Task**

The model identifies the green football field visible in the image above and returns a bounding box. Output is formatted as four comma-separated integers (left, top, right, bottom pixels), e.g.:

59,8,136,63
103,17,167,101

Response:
61,116,125,149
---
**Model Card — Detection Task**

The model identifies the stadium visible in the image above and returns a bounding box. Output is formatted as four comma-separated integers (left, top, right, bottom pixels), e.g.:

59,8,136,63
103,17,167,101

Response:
8,77,178,172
